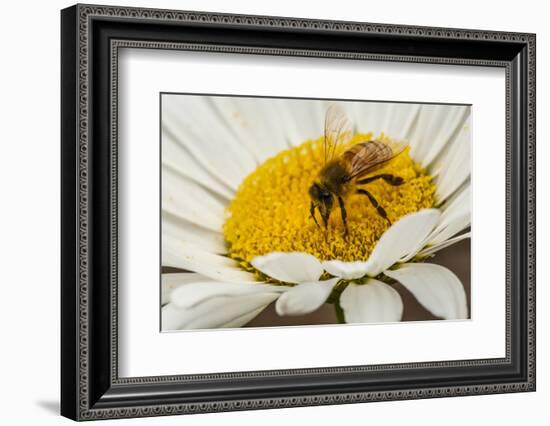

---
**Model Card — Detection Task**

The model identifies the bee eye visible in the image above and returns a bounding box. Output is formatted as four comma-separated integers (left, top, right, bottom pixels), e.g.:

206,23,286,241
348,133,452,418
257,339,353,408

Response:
309,183,332,204
321,191,332,202
308,184,320,198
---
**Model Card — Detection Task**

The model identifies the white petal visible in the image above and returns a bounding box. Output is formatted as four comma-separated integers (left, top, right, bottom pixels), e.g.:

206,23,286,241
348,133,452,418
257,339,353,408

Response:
220,305,272,329
162,130,234,199
162,211,227,255
323,210,440,278
162,292,279,330
162,165,225,232
163,95,257,190
418,232,471,257
161,272,203,305
409,105,469,167
340,279,403,323
278,99,326,146
432,119,471,203
251,252,323,284
209,96,291,162
354,102,420,140
428,186,471,246
384,263,468,320
275,278,340,316
429,211,470,247
190,292,280,329
363,209,441,276
322,260,371,280
162,236,256,283
439,184,471,216
170,280,287,309
162,303,189,330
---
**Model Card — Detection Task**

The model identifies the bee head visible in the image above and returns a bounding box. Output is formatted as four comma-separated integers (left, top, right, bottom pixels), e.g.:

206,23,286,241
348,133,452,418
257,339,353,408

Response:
309,182,334,224
309,182,333,203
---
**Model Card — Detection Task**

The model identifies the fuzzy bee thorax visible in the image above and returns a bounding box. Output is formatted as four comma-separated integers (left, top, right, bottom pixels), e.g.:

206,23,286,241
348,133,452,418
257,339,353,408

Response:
319,160,352,195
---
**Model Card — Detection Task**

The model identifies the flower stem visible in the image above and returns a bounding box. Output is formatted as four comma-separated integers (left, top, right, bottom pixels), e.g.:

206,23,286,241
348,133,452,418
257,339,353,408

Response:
334,301,346,324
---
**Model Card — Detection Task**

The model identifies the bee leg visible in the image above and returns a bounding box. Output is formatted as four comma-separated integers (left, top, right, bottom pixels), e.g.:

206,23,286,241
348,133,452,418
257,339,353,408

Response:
319,211,330,242
310,202,321,228
337,196,348,238
322,213,329,230
357,189,392,225
357,174,404,186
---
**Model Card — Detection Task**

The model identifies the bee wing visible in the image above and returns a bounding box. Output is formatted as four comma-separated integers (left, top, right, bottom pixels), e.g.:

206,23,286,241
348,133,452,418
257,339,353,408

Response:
343,139,408,180
324,104,353,164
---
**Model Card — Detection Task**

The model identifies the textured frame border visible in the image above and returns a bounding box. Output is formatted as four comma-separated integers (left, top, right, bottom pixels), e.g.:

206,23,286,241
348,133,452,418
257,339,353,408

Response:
62,3,536,421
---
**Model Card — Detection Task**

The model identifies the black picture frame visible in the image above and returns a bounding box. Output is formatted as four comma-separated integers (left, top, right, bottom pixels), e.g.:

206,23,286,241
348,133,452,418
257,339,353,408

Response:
61,4,536,421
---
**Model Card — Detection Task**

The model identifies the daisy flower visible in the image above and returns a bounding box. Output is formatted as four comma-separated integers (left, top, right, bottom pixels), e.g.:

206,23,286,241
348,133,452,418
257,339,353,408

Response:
161,96,471,330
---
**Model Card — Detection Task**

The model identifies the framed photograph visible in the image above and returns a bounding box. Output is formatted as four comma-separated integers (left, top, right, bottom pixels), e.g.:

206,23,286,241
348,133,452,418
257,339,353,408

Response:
61,4,536,421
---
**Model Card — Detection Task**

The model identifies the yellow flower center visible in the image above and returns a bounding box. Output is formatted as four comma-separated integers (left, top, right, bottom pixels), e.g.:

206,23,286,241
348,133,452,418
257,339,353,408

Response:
223,133,435,264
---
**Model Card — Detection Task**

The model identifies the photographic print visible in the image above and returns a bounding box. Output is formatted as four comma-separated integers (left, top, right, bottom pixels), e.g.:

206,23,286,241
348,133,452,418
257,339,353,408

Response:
161,94,471,331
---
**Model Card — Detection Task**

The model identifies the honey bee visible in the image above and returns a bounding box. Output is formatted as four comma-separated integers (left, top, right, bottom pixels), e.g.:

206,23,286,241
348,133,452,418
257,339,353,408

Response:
309,105,406,236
